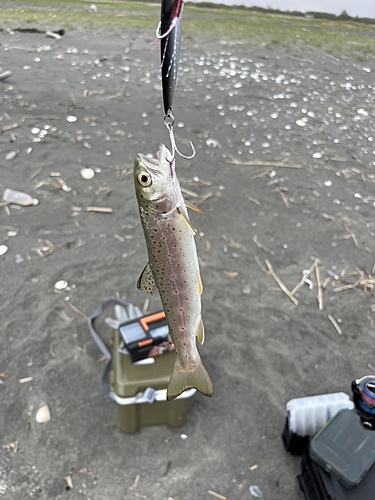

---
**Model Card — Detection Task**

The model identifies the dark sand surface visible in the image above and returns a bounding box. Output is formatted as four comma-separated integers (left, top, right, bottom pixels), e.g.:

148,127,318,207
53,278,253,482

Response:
1,26,375,500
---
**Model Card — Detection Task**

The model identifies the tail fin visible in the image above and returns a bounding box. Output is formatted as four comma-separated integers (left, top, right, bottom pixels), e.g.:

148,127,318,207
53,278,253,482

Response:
167,354,214,401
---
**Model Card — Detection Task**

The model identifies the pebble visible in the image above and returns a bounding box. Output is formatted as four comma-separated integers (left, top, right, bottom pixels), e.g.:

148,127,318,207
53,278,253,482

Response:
66,115,78,123
80,168,95,180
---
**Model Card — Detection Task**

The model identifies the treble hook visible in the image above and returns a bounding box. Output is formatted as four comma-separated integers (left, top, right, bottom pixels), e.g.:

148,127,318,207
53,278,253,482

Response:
164,111,196,160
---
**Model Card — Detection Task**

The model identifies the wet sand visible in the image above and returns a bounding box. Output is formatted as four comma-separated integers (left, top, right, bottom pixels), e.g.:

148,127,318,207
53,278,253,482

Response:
1,27,375,499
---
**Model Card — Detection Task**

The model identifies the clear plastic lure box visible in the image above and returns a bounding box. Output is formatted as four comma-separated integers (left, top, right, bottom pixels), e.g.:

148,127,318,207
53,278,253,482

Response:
283,393,354,454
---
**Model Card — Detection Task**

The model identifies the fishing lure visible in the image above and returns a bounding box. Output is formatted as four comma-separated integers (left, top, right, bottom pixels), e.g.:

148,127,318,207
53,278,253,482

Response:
157,0,195,160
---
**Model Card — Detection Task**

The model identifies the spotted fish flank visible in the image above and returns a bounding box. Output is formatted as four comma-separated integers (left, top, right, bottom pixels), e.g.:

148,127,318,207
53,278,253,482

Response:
134,144,213,401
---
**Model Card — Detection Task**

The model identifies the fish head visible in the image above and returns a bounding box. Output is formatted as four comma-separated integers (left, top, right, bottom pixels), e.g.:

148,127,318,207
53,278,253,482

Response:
134,144,178,214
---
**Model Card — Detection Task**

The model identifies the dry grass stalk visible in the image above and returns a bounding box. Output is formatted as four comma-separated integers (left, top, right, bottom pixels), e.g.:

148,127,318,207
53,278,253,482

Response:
208,491,227,500
265,259,298,305
68,303,89,320
86,206,113,214
226,157,302,168
328,315,342,335
315,262,324,311
291,261,316,295
142,298,149,314
253,235,270,254
254,255,269,275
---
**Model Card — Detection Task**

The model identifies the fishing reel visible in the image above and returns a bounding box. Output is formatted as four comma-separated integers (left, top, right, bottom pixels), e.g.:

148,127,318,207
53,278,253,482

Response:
352,375,375,430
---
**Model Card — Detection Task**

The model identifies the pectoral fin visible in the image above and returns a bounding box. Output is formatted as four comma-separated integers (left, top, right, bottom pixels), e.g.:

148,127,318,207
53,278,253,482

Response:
177,206,200,239
197,316,205,345
185,199,205,215
137,262,156,295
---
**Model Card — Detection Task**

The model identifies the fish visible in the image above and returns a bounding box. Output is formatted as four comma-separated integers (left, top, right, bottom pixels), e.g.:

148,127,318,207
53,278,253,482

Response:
134,144,213,401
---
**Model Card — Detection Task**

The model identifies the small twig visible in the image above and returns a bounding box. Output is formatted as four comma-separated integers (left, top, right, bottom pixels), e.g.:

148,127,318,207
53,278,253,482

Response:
253,235,269,254
328,315,342,335
343,221,358,247
226,157,302,168
86,206,113,214
19,376,33,384
68,303,89,320
265,259,298,305
315,262,324,311
254,255,269,275
248,196,261,205
70,92,79,108
29,167,43,181
333,284,354,293
208,491,227,500
142,298,149,314
180,186,199,198
291,261,316,295
131,474,140,489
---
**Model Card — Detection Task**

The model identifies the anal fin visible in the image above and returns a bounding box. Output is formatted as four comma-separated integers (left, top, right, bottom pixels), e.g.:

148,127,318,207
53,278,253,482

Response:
137,262,156,295
197,316,205,345
198,273,203,296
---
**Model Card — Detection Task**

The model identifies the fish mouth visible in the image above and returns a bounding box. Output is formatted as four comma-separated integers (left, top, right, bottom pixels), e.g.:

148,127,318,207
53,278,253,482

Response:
158,144,175,179
137,144,175,177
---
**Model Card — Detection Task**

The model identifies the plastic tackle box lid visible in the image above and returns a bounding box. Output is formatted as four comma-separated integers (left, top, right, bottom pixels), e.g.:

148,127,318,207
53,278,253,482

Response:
310,409,375,489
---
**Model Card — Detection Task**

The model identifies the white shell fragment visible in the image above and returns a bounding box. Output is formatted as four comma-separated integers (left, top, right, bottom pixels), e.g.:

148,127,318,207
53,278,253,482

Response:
0,245,8,256
66,115,77,123
249,485,263,498
5,151,18,161
54,280,68,290
80,168,95,180
36,405,51,423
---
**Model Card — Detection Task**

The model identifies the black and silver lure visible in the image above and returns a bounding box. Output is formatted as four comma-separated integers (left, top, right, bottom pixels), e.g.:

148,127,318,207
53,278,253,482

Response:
157,0,195,159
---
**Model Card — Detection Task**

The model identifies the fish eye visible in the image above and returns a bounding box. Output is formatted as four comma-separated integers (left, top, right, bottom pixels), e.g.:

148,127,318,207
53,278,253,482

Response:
138,172,152,187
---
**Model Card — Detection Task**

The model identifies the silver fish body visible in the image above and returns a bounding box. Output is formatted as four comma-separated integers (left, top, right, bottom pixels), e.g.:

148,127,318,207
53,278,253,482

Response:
134,144,213,400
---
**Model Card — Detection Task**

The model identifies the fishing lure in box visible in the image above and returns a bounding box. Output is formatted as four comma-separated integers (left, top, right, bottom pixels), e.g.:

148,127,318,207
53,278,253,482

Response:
119,311,170,363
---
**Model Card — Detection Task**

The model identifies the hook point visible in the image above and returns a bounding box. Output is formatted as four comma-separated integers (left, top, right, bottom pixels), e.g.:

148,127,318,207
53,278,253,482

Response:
164,112,195,161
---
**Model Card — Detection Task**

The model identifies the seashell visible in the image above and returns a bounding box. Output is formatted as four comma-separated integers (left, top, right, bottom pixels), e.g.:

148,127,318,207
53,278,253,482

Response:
54,280,68,290
36,405,51,423
80,168,95,180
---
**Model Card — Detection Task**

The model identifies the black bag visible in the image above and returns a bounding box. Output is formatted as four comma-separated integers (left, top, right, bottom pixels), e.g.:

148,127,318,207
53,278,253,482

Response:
298,451,375,500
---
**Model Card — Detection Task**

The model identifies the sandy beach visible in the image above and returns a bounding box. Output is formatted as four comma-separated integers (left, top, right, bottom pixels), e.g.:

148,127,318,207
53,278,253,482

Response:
1,14,375,500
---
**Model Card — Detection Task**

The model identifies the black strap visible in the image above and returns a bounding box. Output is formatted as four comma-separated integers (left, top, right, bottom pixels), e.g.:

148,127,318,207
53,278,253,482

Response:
87,298,133,397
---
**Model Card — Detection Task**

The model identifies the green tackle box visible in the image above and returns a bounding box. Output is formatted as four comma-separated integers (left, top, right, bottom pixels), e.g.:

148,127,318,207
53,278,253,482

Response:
109,329,196,433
